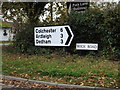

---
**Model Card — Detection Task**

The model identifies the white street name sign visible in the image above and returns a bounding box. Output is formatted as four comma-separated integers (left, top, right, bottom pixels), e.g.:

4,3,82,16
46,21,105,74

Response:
76,43,98,50
34,25,74,46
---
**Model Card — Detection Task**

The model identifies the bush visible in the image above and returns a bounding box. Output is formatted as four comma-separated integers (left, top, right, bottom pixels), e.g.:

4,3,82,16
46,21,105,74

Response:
102,4,120,60
67,4,120,60
13,23,51,55
12,3,120,60
67,9,104,55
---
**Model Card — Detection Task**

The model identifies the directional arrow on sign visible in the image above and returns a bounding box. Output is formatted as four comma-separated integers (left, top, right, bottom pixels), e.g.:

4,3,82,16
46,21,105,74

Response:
34,25,74,46
65,27,72,45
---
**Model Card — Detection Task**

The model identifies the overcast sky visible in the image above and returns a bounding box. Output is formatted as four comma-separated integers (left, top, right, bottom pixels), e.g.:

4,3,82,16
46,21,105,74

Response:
1,0,120,2
90,0,119,2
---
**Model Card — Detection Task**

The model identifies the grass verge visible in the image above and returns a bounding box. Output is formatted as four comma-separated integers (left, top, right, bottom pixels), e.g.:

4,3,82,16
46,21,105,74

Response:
0,41,13,43
2,46,120,89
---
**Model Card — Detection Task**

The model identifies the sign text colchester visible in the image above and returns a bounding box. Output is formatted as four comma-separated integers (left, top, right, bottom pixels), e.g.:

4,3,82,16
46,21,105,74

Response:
34,25,74,46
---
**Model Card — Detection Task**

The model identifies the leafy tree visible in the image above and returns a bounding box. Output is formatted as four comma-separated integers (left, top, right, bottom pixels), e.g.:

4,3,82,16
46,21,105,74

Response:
2,2,49,54
2,2,47,24
41,2,68,25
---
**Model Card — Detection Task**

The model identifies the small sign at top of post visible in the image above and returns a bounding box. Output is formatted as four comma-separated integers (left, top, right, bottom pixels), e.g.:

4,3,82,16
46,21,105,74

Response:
67,2,90,13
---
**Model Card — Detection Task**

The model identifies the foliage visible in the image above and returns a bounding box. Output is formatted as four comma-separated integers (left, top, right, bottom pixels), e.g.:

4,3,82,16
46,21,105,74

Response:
3,2,120,60
67,9,104,55
67,3,120,60
41,2,68,25
102,3,120,60
11,2,69,54
13,23,51,55
2,2,47,24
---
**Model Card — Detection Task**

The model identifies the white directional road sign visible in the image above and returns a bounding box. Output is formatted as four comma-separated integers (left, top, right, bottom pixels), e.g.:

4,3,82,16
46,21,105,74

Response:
76,43,98,50
34,25,74,46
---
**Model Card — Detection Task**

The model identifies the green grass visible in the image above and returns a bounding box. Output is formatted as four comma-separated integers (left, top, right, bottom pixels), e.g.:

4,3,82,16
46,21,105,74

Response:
0,20,12,28
2,48,120,88
0,41,13,43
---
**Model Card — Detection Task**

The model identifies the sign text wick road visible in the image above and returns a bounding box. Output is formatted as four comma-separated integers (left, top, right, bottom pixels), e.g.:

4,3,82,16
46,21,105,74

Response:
76,43,98,50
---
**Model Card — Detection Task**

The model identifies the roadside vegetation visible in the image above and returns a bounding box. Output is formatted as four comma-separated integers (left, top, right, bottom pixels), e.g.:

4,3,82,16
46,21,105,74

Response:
10,2,120,60
0,41,13,43
1,2,120,89
2,46,120,89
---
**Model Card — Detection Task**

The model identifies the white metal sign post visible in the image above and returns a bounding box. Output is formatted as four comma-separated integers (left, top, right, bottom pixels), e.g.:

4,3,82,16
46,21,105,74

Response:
76,43,98,50
34,25,74,46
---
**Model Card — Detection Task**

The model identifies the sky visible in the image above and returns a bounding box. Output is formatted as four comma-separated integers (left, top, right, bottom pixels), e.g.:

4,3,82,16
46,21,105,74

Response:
91,0,119,2
1,0,120,2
